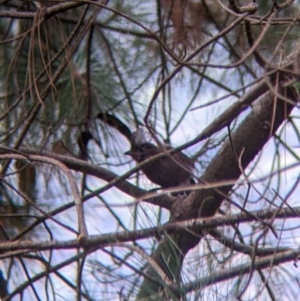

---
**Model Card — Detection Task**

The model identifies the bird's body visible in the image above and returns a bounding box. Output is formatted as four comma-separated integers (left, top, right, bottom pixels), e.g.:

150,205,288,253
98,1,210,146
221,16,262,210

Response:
125,130,195,191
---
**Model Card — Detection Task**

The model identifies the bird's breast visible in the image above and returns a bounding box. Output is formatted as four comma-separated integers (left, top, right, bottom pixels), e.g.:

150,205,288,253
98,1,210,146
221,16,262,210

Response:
141,157,191,188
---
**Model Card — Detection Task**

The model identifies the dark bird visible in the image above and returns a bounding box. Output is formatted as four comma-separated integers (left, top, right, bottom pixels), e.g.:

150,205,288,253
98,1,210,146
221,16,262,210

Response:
124,129,195,193
0,270,8,299
77,131,93,160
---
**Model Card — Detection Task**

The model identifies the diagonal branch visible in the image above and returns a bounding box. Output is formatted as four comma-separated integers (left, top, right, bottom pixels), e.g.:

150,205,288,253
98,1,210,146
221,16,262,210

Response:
137,79,298,297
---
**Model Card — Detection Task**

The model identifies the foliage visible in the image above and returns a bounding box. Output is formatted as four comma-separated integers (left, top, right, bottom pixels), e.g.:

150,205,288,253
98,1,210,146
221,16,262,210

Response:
0,0,300,300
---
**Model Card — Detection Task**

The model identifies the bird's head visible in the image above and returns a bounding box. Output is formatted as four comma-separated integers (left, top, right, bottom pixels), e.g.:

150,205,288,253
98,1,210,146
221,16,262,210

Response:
124,142,159,162
124,128,158,162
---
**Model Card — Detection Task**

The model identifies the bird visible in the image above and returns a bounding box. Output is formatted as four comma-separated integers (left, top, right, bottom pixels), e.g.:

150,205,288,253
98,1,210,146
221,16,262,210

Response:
77,131,93,160
124,129,195,194
0,270,8,299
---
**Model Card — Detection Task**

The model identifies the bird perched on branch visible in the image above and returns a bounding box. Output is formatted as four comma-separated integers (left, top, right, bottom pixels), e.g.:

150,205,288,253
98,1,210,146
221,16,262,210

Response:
124,129,195,194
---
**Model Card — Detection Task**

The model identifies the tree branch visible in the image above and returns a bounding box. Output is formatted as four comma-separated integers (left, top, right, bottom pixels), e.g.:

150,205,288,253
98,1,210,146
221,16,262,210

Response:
138,79,298,296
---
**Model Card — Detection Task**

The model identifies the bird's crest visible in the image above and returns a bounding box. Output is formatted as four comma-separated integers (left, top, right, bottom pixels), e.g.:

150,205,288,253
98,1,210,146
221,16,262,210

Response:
130,128,148,146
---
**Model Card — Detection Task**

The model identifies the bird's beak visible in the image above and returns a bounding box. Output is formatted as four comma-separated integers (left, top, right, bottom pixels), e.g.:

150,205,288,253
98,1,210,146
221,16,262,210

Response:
124,150,131,156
